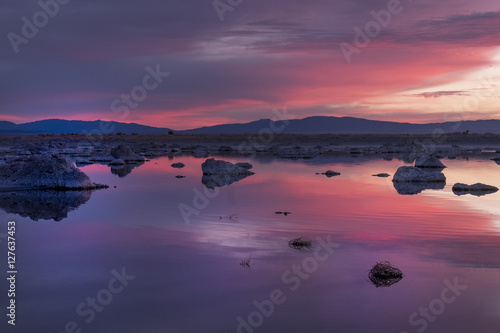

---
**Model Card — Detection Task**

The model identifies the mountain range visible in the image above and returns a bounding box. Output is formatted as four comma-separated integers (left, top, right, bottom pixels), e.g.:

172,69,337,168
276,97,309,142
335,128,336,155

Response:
1,116,499,135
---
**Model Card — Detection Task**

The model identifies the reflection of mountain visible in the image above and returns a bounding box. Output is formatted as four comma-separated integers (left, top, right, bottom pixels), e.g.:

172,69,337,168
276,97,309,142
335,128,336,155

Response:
393,181,445,195
110,161,144,178
0,189,92,221
201,173,253,189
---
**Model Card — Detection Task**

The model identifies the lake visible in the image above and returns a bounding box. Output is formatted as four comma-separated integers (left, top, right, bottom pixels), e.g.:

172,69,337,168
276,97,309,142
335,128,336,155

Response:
2,154,500,333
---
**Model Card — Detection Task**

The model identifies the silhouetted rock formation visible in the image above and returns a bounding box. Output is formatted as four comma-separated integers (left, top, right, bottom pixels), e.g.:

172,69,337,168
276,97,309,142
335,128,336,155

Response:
392,166,446,195
201,158,254,189
392,166,445,183
368,262,403,288
452,183,499,196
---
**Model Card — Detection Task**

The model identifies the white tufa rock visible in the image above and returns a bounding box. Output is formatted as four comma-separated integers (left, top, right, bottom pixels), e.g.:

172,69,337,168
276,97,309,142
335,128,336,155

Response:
392,166,445,183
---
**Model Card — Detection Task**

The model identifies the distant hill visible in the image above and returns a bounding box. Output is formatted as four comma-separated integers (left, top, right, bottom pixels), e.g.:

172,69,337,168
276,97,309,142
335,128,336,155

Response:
179,116,500,135
0,119,173,135
1,116,500,135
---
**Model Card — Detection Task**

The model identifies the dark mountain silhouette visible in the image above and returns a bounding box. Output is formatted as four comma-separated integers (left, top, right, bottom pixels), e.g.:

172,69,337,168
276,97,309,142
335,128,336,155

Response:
0,116,499,135
0,119,173,135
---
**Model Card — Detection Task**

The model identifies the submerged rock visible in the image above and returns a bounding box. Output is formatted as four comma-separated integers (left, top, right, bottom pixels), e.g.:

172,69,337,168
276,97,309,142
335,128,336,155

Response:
316,170,341,177
0,154,104,190
392,166,446,183
414,155,446,168
372,173,390,177
288,237,312,251
368,261,403,288
171,162,185,169
452,183,499,196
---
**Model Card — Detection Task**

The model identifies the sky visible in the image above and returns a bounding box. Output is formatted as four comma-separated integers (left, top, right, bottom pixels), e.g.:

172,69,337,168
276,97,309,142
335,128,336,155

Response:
1,0,500,130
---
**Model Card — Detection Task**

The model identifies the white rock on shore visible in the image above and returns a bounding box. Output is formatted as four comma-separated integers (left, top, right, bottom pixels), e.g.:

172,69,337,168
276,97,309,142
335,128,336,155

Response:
0,154,105,190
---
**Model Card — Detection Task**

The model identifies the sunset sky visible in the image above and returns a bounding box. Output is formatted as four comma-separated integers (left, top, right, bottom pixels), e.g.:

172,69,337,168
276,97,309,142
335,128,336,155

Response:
1,0,500,130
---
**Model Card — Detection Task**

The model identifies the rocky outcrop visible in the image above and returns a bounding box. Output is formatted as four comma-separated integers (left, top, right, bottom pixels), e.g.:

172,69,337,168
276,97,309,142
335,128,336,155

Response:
392,166,445,183
0,154,105,190
202,158,254,176
201,158,255,189
110,145,145,162
392,166,445,195
171,162,185,169
452,183,499,196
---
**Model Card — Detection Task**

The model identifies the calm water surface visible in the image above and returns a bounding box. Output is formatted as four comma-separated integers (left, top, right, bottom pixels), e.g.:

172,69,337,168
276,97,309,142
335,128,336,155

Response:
2,155,500,332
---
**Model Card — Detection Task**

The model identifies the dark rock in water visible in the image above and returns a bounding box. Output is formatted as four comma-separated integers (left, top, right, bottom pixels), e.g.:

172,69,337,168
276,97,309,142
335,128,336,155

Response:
110,145,144,162
372,173,390,177
316,170,341,177
415,155,446,168
0,154,103,190
393,181,445,195
392,166,445,183
368,261,403,287
0,189,92,221
288,237,312,250
171,162,185,169
235,162,253,170
175,175,186,179
452,183,499,196
201,158,255,189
